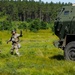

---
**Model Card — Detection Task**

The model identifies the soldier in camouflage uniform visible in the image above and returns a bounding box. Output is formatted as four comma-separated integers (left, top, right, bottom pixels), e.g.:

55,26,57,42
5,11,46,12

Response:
7,30,22,56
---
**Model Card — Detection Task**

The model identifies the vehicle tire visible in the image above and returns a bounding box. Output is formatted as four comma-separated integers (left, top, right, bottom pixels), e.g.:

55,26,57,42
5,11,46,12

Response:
64,41,75,61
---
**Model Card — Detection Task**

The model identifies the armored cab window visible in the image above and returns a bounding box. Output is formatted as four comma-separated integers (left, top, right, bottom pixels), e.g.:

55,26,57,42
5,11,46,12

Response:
64,11,69,15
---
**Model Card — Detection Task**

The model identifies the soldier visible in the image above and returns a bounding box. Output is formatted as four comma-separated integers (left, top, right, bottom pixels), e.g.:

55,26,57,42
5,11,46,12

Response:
7,30,22,56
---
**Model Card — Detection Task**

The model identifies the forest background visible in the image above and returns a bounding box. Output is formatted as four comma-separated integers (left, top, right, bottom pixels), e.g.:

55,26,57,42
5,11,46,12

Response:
0,0,72,31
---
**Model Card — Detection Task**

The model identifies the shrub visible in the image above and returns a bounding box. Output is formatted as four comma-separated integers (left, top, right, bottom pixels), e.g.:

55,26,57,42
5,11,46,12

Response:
0,20,13,31
49,23,54,31
29,19,41,32
40,21,48,29
26,18,32,23
18,22,27,30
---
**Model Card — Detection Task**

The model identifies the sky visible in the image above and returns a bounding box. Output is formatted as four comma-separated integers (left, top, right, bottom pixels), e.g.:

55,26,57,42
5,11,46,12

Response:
34,0,75,3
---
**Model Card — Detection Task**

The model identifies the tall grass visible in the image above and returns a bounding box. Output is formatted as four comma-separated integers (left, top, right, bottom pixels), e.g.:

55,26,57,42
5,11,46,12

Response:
0,29,75,75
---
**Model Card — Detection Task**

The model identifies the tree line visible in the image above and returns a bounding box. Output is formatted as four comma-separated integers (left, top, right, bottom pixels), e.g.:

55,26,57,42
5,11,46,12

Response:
0,0,72,22
0,0,72,32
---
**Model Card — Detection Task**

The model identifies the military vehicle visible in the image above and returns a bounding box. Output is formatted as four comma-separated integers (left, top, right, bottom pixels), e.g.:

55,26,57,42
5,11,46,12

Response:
54,6,75,61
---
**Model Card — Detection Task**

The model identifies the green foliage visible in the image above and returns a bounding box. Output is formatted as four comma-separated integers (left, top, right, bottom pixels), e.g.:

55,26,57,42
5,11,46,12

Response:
18,22,27,30
29,19,51,32
41,21,48,29
0,1,72,22
0,20,53,31
26,18,33,23
29,19,41,32
0,21,12,31
48,22,54,31
0,0,72,31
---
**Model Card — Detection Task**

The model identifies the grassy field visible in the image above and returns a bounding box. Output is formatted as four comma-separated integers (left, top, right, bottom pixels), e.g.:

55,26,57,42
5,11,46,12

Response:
0,29,75,75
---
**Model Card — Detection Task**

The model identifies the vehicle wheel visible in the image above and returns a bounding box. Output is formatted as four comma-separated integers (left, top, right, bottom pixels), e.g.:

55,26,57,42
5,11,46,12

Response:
64,41,75,61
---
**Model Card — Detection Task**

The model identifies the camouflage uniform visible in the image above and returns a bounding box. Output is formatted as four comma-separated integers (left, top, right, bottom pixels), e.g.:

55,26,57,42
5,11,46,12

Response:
7,30,22,56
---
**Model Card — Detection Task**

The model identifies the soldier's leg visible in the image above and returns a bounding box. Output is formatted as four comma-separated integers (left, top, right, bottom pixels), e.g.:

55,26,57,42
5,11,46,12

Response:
10,45,14,55
18,43,21,49
15,48,20,56
15,45,20,56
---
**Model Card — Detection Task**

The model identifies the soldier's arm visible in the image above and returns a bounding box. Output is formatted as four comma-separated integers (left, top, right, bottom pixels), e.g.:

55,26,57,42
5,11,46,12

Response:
7,37,12,44
18,30,23,37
